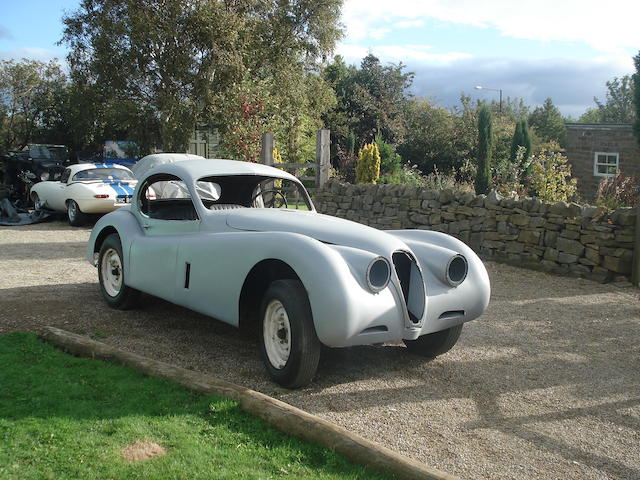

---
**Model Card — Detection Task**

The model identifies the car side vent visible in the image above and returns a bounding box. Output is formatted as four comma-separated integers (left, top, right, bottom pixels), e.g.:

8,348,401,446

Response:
392,251,426,323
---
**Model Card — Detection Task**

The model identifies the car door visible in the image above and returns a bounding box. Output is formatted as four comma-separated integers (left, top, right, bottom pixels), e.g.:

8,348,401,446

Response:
40,168,71,211
128,174,201,303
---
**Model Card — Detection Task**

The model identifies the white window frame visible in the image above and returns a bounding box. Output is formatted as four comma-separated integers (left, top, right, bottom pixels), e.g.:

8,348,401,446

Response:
593,152,619,177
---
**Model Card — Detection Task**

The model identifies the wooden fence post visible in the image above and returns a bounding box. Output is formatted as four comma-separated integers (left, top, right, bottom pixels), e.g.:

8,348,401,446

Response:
261,133,274,166
316,129,330,189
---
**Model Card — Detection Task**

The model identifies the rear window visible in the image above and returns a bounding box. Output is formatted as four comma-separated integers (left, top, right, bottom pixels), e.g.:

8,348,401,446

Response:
72,168,135,182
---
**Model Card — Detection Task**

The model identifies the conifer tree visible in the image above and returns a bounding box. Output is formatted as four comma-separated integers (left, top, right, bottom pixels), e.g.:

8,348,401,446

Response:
475,105,493,194
355,142,381,184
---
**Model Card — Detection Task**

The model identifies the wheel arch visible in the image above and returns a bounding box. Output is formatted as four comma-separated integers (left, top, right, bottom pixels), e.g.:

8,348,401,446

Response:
93,225,120,257
238,258,303,333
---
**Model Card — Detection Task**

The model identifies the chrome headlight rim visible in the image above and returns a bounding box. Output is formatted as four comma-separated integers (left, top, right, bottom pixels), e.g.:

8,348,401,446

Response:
366,256,391,293
446,254,468,286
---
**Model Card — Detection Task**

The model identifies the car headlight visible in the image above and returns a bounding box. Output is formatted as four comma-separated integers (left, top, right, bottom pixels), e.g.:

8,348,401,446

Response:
366,257,391,292
446,254,468,286
39,172,50,181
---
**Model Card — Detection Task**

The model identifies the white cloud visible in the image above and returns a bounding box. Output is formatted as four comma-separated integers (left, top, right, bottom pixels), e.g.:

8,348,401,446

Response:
393,19,424,29
0,47,63,62
341,0,640,52
337,43,471,65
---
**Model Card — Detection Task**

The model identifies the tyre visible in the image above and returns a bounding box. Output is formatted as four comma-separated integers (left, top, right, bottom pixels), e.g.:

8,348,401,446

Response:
259,279,320,388
98,233,140,310
67,200,85,226
403,324,463,358
31,192,43,210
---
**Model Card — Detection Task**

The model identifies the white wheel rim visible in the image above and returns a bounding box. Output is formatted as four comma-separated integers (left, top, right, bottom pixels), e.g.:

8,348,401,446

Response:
263,300,292,370
68,202,77,221
101,247,123,297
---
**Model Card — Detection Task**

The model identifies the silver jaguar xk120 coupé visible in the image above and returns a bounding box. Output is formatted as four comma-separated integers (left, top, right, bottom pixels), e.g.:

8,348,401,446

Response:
87,156,490,388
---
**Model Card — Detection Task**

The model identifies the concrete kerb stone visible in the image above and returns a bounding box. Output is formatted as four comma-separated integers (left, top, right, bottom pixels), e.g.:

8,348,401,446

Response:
39,326,457,480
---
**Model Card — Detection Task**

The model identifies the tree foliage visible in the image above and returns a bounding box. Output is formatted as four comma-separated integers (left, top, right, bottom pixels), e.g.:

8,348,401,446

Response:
475,105,492,194
0,59,68,150
510,120,531,164
584,75,637,124
355,142,380,184
528,148,577,203
62,0,343,155
398,95,482,176
322,54,413,169
528,98,566,146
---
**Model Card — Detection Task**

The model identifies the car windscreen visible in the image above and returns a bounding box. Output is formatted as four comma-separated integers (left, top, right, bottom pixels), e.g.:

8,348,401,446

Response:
72,168,135,182
196,175,312,210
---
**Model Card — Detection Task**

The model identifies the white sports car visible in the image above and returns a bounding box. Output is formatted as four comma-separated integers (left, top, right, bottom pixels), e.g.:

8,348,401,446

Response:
87,158,490,388
30,163,137,226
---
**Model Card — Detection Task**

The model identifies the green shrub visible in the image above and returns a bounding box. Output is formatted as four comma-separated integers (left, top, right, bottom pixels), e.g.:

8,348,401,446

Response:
509,119,532,174
528,148,577,202
374,135,401,176
493,146,531,197
355,142,381,184
595,172,640,208
379,164,425,186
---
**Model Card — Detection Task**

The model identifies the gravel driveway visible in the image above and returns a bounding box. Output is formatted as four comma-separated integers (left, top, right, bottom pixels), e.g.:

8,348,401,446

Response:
1,221,639,479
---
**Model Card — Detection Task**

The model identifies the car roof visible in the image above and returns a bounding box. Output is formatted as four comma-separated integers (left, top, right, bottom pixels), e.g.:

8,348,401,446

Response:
141,158,299,183
131,153,206,178
68,163,133,175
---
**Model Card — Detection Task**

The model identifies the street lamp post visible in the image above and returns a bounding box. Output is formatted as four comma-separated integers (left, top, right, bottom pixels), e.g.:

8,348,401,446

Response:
475,85,502,114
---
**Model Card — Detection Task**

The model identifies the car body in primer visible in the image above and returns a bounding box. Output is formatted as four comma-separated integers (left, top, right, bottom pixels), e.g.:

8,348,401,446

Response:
87,157,490,388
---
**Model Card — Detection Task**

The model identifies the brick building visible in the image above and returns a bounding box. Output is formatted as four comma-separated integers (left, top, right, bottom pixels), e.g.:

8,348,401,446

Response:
564,123,640,200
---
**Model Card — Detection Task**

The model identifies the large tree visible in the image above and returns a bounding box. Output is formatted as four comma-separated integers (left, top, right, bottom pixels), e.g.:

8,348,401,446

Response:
582,75,637,124
322,54,413,168
62,0,342,155
528,98,566,146
0,59,68,150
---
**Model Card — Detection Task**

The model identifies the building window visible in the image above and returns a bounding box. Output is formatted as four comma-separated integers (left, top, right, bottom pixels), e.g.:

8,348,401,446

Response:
593,152,619,177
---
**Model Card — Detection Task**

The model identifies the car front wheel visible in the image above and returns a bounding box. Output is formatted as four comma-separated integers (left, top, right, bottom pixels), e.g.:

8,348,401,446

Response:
259,279,320,388
403,324,463,358
31,192,43,210
98,233,140,310
67,200,85,226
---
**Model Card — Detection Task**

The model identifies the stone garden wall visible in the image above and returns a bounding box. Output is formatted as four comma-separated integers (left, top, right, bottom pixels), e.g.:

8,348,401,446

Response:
315,181,637,283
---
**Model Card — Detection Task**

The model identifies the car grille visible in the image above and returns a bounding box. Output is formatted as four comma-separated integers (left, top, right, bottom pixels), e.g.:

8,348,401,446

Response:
392,251,426,324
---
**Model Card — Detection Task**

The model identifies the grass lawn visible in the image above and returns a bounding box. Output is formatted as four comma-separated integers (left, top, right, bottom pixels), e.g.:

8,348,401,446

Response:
0,332,392,480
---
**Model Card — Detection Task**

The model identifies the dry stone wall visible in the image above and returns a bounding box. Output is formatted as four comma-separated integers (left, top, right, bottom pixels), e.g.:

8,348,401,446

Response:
315,181,636,283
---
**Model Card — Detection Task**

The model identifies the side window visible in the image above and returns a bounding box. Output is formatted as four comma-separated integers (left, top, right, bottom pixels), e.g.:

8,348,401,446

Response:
139,174,198,221
60,168,71,183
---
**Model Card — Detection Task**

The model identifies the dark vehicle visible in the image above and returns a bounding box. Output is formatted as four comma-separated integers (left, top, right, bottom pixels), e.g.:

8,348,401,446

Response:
1,144,70,203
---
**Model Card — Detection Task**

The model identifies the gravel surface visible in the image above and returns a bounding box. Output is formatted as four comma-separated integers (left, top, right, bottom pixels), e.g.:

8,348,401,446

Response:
1,221,639,479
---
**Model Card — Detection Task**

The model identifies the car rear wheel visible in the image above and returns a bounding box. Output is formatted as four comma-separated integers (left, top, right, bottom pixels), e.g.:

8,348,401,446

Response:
98,233,140,310
403,324,463,358
259,279,320,388
67,200,85,226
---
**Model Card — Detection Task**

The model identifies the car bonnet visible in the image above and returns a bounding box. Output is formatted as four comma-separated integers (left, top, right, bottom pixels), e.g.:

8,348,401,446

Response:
225,209,407,255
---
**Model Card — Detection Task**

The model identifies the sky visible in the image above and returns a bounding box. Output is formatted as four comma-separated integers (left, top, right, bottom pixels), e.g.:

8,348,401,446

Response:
0,0,638,118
